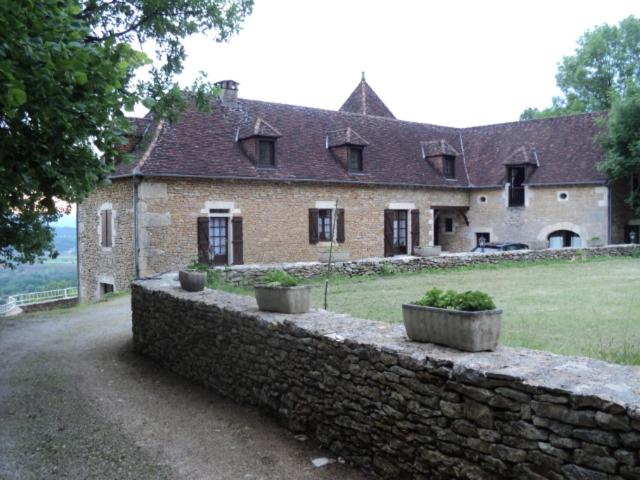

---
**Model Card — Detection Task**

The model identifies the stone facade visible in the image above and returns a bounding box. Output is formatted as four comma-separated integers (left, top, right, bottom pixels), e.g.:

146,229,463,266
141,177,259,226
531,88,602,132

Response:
77,180,135,301
132,275,640,480
458,185,611,251
135,177,468,277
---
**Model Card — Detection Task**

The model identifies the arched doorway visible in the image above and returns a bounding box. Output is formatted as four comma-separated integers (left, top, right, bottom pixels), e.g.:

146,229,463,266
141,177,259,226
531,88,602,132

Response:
548,230,581,248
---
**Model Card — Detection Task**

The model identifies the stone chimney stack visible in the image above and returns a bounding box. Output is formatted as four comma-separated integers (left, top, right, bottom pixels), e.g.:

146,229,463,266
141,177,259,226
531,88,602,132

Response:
214,80,239,103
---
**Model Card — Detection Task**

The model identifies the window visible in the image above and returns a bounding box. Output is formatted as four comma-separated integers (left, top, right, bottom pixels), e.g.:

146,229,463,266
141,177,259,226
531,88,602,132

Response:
445,217,453,233
318,209,333,241
100,282,114,297
443,156,455,179
508,166,525,207
476,232,490,246
257,139,275,167
392,210,408,254
548,230,581,248
100,209,113,247
558,192,568,201
348,147,363,172
479,196,487,203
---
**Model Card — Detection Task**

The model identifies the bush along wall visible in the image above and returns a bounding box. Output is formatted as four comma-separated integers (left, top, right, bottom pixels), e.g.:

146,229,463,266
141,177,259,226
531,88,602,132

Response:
132,273,640,480
213,244,640,285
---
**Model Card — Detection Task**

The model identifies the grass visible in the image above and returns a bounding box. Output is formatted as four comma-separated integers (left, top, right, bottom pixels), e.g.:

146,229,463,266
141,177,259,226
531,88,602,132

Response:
214,256,640,365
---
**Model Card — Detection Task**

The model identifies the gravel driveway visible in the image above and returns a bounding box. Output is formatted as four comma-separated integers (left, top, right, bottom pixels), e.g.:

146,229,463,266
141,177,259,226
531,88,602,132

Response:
0,295,366,479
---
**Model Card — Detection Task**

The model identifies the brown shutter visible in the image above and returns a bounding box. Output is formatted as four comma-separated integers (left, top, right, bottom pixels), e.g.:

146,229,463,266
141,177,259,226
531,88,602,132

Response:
384,209,394,257
336,209,345,243
106,210,112,247
411,209,420,253
100,210,107,247
232,216,243,265
197,217,210,265
309,209,319,244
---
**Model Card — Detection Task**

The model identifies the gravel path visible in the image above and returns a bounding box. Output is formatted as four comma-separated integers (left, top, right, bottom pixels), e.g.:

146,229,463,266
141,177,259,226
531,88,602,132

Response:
0,295,366,479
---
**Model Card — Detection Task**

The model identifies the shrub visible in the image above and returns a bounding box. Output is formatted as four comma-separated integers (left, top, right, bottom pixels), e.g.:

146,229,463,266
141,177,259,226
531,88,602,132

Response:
415,287,496,311
379,261,396,276
262,270,300,287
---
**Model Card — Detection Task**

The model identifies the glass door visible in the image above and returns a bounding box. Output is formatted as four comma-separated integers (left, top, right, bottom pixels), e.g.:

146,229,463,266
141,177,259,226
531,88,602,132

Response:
392,210,408,255
209,217,229,265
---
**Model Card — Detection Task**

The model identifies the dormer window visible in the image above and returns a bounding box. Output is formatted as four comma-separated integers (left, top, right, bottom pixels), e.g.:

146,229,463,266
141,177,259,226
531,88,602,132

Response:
443,156,455,179
508,166,526,207
257,139,275,167
348,147,363,172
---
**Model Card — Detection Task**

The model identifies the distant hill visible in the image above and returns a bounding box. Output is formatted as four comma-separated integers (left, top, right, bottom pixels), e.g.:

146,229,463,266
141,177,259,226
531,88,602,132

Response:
53,226,76,256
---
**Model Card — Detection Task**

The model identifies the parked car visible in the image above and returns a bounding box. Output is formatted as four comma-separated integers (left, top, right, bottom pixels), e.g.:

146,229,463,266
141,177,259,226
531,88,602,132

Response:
471,242,529,253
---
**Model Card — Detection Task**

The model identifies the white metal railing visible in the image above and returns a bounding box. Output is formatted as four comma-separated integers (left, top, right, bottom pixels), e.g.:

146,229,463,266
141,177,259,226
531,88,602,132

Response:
13,287,78,307
0,296,16,316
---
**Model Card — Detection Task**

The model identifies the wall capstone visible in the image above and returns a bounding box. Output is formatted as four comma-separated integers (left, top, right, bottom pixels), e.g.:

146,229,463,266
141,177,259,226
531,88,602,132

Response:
132,274,640,480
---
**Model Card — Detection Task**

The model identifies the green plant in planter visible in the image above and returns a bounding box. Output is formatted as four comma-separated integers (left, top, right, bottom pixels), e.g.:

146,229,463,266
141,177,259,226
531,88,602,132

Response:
262,270,301,287
415,287,496,311
185,259,208,272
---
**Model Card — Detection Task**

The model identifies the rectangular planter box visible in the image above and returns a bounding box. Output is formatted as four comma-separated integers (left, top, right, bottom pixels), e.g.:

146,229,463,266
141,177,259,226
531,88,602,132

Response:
255,285,312,314
413,246,441,257
402,304,502,352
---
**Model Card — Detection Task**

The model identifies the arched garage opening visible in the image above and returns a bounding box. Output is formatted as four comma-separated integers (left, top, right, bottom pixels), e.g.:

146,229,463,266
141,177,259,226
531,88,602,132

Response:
548,230,581,248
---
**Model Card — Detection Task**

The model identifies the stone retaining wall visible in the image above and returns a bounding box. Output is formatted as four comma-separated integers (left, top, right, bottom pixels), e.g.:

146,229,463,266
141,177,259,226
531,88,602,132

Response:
214,244,639,285
132,274,640,480
21,297,78,313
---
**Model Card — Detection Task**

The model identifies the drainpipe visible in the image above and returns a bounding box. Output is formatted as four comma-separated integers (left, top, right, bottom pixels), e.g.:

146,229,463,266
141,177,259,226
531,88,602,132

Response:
133,170,142,279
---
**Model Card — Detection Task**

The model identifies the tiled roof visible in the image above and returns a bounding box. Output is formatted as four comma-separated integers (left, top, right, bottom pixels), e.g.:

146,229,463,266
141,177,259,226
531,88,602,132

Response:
114,82,607,188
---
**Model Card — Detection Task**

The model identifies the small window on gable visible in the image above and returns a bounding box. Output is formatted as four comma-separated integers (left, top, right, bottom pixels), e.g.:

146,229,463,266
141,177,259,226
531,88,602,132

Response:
257,139,275,167
348,147,363,173
443,156,455,179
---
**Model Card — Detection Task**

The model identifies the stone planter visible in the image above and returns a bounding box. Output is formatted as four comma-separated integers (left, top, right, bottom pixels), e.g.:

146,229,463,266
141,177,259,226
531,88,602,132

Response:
178,270,207,292
413,245,441,257
402,304,502,352
255,285,312,314
318,251,350,263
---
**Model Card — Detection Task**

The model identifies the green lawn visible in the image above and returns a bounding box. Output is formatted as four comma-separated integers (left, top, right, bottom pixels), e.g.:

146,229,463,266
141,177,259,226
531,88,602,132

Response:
284,257,639,366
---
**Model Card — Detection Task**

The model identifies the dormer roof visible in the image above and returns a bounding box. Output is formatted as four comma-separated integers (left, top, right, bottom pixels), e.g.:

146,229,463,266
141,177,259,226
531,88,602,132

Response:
237,116,282,140
326,127,369,148
503,145,539,166
421,140,459,158
339,74,395,119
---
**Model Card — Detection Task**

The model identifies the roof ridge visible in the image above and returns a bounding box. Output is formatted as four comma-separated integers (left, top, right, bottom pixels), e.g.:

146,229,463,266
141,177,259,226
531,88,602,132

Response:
462,111,606,131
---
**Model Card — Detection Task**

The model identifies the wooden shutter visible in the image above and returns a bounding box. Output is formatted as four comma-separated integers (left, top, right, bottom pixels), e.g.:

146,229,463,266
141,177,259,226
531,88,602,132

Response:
100,210,107,247
105,210,112,247
232,216,243,265
309,209,319,244
383,209,394,257
336,209,345,243
197,217,210,265
411,209,420,252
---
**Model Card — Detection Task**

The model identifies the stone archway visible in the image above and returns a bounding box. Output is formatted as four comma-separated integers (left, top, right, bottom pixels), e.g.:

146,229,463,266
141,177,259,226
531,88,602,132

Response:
537,222,586,247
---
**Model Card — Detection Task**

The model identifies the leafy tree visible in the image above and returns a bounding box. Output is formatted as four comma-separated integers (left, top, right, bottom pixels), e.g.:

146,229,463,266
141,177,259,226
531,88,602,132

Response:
520,16,640,120
0,0,252,267
598,86,640,215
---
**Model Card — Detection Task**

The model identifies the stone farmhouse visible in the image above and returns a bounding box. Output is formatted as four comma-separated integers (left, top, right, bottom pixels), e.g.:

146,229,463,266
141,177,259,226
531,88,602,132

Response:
78,77,638,300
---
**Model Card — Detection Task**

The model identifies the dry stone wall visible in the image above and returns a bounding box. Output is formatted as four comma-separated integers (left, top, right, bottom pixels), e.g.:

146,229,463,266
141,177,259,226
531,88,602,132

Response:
133,274,640,480
215,244,639,285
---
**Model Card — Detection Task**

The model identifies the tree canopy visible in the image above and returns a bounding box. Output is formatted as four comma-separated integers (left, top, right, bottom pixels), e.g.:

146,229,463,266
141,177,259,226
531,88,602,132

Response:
0,0,252,267
520,16,640,120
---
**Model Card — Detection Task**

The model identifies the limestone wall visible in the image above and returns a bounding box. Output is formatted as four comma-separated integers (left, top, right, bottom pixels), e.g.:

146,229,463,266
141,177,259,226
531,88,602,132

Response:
214,244,638,285
77,180,135,301
132,275,640,480
465,185,609,251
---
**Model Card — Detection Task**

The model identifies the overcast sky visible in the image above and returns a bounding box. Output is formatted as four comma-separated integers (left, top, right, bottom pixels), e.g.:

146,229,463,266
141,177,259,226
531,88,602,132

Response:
166,0,638,127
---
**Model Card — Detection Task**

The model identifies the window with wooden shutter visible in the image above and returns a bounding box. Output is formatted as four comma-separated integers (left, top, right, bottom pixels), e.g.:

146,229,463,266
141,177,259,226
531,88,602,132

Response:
383,209,394,257
411,209,420,252
101,209,113,247
336,209,345,243
309,209,319,244
318,209,332,241
197,217,210,265
232,217,243,265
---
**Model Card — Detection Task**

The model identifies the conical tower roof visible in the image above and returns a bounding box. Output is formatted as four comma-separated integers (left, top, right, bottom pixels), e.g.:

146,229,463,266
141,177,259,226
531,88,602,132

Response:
339,74,395,119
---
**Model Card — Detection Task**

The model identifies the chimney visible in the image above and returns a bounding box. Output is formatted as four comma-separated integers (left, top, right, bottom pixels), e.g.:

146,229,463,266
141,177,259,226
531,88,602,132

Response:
214,79,239,103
